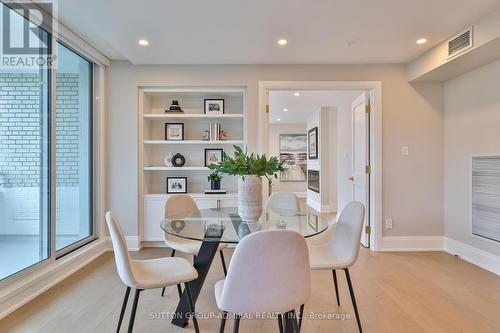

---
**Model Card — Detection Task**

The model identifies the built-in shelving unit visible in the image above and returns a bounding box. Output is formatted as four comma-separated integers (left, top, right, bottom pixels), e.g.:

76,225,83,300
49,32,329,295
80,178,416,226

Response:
143,166,210,171
144,113,244,120
143,140,244,145
138,86,246,242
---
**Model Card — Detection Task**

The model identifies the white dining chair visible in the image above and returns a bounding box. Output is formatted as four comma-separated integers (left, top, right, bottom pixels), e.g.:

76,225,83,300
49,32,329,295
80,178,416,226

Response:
267,191,300,211
161,194,228,297
105,211,200,333
214,229,310,333
307,201,365,332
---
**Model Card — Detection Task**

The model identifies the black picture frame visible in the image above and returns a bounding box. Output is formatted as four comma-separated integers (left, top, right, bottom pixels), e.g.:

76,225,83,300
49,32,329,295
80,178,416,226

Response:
204,99,225,115
308,127,318,160
165,123,184,141
205,148,224,167
166,177,188,194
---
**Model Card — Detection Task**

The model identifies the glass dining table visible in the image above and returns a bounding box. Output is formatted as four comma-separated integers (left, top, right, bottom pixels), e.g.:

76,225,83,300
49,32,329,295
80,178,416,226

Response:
161,206,329,328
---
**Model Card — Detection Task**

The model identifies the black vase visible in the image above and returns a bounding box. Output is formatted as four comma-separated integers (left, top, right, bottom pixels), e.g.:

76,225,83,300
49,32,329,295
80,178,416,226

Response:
210,180,221,190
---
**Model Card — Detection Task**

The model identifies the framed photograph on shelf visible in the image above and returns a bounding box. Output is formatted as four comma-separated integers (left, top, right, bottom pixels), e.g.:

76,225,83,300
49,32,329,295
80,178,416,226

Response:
166,177,187,194
205,148,224,167
165,123,184,141
204,99,225,115
308,127,318,160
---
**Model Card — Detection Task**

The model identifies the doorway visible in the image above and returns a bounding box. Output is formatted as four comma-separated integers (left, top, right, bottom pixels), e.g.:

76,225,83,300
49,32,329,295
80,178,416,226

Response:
258,81,382,250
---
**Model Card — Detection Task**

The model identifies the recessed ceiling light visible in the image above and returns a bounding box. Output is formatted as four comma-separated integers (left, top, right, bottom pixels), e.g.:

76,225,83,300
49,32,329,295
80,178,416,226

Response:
416,38,427,45
283,108,288,112
277,39,287,46
294,92,300,97
277,118,281,121
138,39,149,46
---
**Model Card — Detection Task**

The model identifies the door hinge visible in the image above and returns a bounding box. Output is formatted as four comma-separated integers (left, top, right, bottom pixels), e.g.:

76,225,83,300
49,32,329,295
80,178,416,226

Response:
365,165,371,174
365,104,371,113
266,105,270,114
365,225,371,234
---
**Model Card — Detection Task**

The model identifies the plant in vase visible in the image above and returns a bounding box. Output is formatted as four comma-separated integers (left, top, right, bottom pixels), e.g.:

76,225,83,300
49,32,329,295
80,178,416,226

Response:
208,145,283,221
208,172,222,190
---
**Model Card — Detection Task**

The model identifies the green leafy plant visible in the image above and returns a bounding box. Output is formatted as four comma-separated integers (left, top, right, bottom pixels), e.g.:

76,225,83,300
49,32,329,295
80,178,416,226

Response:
207,172,222,182
208,145,284,184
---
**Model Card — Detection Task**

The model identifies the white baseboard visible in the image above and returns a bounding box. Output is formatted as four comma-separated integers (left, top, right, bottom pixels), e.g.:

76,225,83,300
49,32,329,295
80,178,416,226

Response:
0,238,108,320
380,236,444,251
444,237,500,276
125,236,142,251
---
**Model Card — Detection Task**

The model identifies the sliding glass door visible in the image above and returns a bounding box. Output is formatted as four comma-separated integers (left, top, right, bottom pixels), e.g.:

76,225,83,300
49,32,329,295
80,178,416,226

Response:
0,4,51,279
55,43,93,253
0,3,95,280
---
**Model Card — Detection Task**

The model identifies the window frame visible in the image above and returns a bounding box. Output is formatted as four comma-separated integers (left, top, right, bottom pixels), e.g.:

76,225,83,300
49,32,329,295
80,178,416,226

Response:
0,2,100,285
53,41,96,259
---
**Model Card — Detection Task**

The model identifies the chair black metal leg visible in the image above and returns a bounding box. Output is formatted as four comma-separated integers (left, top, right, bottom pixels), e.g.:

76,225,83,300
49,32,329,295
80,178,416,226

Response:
219,250,228,276
176,284,182,298
232,315,240,333
344,268,362,333
283,310,299,333
219,311,227,333
116,286,130,333
127,289,142,333
278,313,284,333
298,304,304,331
160,249,177,297
185,283,200,333
332,270,340,306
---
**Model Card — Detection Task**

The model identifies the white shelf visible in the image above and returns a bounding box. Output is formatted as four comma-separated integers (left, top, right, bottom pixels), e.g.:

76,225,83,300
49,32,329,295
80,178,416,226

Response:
144,166,210,171
144,140,244,145
144,113,243,120
144,192,238,199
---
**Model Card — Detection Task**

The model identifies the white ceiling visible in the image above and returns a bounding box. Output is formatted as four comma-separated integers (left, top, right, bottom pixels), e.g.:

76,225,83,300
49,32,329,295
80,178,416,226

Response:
269,90,363,124
57,0,500,64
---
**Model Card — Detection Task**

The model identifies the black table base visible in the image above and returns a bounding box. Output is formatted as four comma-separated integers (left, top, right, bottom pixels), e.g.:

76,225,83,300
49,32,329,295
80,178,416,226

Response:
171,238,221,327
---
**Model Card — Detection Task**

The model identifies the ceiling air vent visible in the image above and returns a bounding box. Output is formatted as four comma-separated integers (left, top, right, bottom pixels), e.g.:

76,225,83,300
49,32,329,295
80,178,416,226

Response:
447,27,473,59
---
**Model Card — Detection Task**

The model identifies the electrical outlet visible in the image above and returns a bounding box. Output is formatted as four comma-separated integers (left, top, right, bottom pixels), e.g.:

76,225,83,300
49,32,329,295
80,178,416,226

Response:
402,146,409,156
385,218,393,229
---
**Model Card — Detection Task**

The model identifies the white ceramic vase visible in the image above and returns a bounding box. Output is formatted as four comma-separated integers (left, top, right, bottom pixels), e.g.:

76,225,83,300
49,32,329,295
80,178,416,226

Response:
238,175,263,221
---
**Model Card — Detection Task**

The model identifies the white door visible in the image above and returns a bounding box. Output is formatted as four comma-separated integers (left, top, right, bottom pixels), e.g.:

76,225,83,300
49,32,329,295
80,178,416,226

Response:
351,93,370,247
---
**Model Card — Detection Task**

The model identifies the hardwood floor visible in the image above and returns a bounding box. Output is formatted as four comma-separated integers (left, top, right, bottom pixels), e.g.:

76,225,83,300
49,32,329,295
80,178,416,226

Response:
1,246,500,333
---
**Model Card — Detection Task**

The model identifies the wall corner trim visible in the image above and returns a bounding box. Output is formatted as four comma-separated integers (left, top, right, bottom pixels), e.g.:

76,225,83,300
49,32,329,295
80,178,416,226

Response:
443,237,500,276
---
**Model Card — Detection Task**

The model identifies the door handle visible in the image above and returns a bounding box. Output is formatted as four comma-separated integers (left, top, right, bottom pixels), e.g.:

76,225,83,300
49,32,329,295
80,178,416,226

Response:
348,176,354,181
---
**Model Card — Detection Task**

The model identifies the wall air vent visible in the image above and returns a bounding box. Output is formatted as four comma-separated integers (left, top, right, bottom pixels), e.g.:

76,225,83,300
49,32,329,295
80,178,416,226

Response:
448,27,473,59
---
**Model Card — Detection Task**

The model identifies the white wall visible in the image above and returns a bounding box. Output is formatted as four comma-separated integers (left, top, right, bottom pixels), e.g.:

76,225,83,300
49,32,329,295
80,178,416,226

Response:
268,123,307,194
444,58,500,256
107,62,444,238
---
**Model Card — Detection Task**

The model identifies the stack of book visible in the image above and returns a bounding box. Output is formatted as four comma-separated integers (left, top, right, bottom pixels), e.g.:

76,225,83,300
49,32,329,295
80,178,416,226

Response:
209,123,221,141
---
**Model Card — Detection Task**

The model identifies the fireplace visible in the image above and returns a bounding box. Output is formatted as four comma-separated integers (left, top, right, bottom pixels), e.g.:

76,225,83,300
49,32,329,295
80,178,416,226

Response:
308,170,320,193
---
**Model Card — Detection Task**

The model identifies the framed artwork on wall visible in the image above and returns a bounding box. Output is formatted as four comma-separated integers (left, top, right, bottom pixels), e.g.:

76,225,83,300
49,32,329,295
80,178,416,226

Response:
204,99,225,115
308,127,318,160
279,134,307,182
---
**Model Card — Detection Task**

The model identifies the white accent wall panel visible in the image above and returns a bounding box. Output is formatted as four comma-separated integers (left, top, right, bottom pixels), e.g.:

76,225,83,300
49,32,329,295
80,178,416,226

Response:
472,156,500,242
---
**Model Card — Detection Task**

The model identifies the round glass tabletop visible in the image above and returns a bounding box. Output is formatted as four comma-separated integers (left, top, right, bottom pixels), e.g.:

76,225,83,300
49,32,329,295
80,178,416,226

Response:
161,207,329,244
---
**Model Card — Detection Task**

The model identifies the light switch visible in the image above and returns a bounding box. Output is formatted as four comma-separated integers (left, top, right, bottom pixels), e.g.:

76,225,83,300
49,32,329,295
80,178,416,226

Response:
385,218,393,229
402,146,409,156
